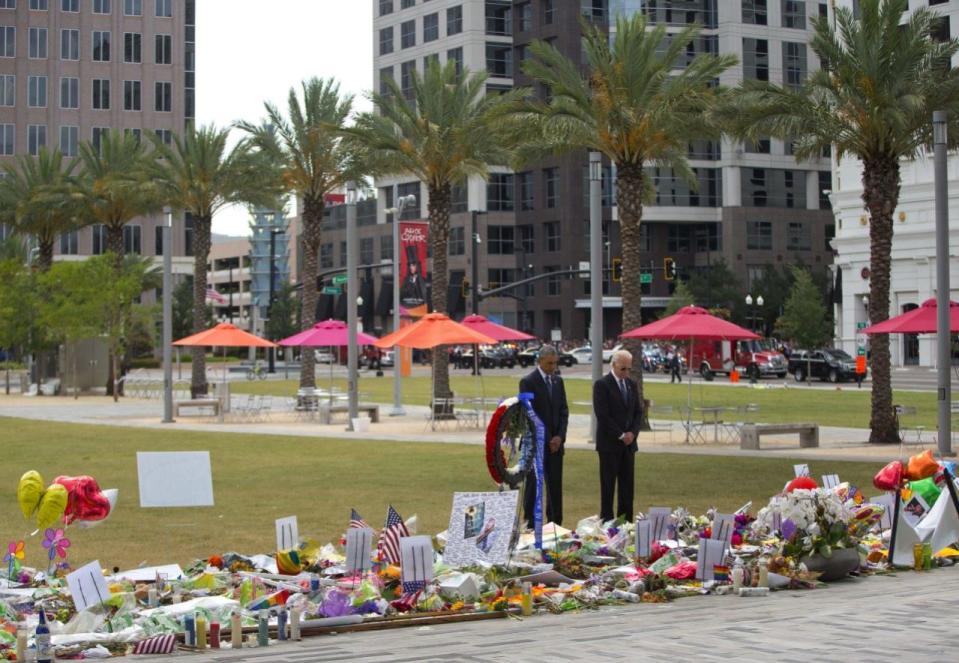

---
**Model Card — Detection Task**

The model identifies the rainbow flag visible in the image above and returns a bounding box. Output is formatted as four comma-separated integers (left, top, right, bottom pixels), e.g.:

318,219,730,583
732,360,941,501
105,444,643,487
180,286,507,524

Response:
712,565,730,583
246,588,291,612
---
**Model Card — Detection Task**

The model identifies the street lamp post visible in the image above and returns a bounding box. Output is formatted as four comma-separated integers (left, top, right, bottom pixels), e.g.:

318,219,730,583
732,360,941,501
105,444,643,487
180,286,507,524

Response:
469,209,485,377
346,182,359,430
933,111,952,455
589,152,603,442
267,228,283,373
384,193,417,416
161,206,174,424
745,293,764,383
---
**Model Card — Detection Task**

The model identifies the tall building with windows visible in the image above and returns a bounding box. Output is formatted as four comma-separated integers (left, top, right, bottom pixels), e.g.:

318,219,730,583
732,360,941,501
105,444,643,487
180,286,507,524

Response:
0,0,194,268
829,0,959,367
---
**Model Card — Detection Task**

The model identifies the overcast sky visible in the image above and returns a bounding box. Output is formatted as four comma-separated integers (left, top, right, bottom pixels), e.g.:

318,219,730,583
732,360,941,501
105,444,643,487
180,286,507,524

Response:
196,0,373,236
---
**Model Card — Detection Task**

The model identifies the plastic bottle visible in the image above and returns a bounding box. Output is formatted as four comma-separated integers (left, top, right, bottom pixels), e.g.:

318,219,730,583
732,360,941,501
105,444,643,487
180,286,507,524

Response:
757,559,769,588
230,612,242,649
731,559,744,591
35,610,52,663
257,610,269,647
15,625,27,662
183,614,195,648
738,586,769,597
612,589,640,603
196,616,207,649
277,608,287,641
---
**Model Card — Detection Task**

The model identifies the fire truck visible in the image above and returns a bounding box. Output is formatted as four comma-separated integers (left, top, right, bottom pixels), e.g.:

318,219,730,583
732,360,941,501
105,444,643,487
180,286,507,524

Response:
688,339,788,381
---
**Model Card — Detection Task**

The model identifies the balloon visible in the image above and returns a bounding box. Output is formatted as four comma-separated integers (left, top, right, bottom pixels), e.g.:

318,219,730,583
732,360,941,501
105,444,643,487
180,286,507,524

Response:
909,477,941,508
52,475,112,525
904,450,939,482
17,470,45,519
276,549,303,575
873,460,904,491
36,483,67,531
75,489,117,530
785,476,818,493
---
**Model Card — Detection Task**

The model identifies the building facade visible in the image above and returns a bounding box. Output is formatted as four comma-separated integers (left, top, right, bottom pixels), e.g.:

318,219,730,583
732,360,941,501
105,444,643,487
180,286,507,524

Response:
830,0,959,367
0,0,194,275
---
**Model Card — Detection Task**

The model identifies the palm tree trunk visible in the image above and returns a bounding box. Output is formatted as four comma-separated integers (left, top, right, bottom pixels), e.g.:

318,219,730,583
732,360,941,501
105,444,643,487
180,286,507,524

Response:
428,182,452,403
617,162,649,428
299,195,324,390
191,214,212,398
103,224,126,396
862,156,900,444
35,237,54,272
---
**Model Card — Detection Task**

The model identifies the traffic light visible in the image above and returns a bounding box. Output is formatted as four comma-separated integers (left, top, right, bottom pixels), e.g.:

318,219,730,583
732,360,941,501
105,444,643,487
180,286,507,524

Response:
612,258,623,282
461,279,471,298
664,257,677,280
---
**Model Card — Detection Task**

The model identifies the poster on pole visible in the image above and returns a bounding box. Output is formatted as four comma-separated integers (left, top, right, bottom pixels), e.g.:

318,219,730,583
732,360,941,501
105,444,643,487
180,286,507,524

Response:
399,221,429,313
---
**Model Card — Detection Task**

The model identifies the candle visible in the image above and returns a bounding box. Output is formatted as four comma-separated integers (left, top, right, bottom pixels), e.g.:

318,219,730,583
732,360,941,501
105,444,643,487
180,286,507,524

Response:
15,627,27,661
196,616,207,649
290,608,301,641
758,564,769,588
210,621,220,649
520,582,533,616
183,614,195,648
277,608,287,641
231,612,242,649
257,610,269,647
147,588,158,607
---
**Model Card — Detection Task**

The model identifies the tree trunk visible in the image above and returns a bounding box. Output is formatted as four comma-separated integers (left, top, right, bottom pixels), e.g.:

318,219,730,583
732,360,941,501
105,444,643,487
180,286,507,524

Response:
35,237,54,272
111,348,119,403
104,224,125,396
616,161,649,429
299,195,324,390
429,182,452,402
191,214,212,398
862,155,900,444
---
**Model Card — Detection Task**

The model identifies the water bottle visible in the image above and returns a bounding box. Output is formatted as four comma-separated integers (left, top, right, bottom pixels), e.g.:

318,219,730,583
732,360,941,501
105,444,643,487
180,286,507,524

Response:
35,609,53,663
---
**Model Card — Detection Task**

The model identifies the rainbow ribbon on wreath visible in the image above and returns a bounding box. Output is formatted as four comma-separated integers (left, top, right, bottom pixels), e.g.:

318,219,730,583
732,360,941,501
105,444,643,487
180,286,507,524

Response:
518,392,546,551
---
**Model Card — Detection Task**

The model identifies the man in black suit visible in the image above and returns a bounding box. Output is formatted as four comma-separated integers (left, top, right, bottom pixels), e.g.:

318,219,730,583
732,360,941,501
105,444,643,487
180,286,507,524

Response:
593,349,642,522
519,345,569,529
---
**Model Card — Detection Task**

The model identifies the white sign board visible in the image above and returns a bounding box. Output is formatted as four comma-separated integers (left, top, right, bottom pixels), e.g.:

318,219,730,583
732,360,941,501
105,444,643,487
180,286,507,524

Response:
695,539,727,582
67,560,112,613
822,474,840,490
443,491,519,567
869,494,895,530
793,464,810,478
399,535,434,589
275,516,299,551
647,507,672,541
550,328,562,343
635,519,652,559
711,513,735,549
345,528,374,573
136,452,214,507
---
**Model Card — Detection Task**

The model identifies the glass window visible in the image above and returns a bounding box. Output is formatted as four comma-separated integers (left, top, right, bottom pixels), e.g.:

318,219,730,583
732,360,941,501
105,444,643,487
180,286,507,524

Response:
824,223,835,251
782,42,807,89
155,81,171,111
60,29,78,60
518,2,531,31
744,137,770,154
379,235,393,261
124,33,141,63
397,181,420,219
154,128,172,144
447,5,462,35
446,46,463,75
487,225,514,254
743,38,768,81
650,166,721,207
28,75,47,107
451,180,467,213
667,225,691,252
545,221,560,252
487,173,514,211
742,0,766,25
0,26,13,58
92,0,110,13
378,0,392,16
401,19,415,48
400,60,415,103
91,224,106,254
486,42,512,77
379,26,393,55
59,230,78,255
360,237,374,265
543,0,553,24
819,170,832,210
581,0,604,22
518,224,534,254
781,0,805,28
92,127,108,153
401,0,414,8
92,79,110,110
155,0,171,16
379,66,393,96
423,13,438,42
746,220,772,250
62,0,78,10
0,74,12,106
123,0,140,15
423,53,439,70
0,0,13,7
123,80,140,110
59,77,78,108
155,34,171,64
448,226,465,255
518,171,533,210
29,0,46,8
544,168,558,208
339,241,347,267
546,266,561,295
0,123,12,155
486,0,511,35
123,224,141,254
320,243,333,269
93,31,111,61
59,125,78,156
28,27,46,58
787,222,810,251
27,124,46,155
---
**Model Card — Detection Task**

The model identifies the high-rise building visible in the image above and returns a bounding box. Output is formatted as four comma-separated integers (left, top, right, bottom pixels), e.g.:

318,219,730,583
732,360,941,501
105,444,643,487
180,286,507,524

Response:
0,0,195,266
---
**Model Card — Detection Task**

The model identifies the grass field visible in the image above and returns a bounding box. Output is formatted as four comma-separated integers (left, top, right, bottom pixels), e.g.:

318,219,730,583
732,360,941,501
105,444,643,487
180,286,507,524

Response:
1,417,883,570
232,374,940,429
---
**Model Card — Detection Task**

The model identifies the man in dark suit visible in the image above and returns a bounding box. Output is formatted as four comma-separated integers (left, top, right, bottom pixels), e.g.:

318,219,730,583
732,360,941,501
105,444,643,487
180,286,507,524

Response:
593,349,642,522
519,345,569,529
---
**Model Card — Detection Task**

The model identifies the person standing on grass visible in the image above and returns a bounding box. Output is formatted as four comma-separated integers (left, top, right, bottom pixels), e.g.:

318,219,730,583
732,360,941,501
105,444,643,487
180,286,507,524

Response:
670,351,682,383
519,345,569,529
593,349,642,522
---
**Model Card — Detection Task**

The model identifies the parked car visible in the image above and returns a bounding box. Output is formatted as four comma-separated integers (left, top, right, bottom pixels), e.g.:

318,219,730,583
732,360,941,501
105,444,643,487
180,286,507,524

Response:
570,346,593,365
788,348,864,383
518,346,575,368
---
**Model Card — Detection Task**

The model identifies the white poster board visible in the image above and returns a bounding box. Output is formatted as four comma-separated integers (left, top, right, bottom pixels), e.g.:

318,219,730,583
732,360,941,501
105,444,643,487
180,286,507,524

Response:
136,452,214,507
695,539,727,581
345,528,374,573
793,464,810,478
869,494,895,530
635,519,652,559
822,474,840,490
67,560,112,613
443,491,519,566
399,535,434,589
711,513,735,548
275,516,299,551
647,507,672,541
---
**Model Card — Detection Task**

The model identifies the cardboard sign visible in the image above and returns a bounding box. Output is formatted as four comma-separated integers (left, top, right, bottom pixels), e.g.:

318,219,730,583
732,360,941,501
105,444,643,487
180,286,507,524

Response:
136,452,214,507
443,491,519,566
695,539,727,581
711,513,735,548
793,464,810,478
399,535,434,589
275,516,299,551
647,507,672,541
869,494,895,530
635,519,652,559
345,528,374,573
67,560,111,613
822,474,840,490
902,493,930,527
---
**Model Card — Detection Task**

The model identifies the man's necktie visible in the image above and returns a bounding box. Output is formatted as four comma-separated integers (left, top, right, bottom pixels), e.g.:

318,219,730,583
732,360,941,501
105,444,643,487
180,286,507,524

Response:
619,378,627,402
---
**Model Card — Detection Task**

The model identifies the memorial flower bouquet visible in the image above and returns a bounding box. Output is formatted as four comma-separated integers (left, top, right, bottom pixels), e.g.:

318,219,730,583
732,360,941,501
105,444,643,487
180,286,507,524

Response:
755,489,855,559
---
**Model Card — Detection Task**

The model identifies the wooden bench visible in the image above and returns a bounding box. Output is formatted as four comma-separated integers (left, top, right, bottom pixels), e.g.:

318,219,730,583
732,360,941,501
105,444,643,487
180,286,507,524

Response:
740,423,819,450
174,399,220,417
321,403,380,424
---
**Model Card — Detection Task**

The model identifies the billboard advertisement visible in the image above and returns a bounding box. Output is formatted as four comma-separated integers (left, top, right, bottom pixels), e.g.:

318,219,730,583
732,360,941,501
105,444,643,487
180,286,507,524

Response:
399,221,429,314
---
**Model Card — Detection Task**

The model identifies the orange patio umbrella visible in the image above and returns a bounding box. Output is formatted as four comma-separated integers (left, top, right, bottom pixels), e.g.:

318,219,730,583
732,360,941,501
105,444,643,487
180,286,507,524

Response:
374,313,496,349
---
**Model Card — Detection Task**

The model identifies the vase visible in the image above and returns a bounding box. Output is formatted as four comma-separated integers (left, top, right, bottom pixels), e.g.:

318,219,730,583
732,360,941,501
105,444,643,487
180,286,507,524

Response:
800,547,861,581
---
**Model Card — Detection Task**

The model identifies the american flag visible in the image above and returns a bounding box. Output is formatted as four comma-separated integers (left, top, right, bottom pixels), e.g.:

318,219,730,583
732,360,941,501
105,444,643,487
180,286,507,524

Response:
205,287,226,304
377,505,409,565
349,508,369,529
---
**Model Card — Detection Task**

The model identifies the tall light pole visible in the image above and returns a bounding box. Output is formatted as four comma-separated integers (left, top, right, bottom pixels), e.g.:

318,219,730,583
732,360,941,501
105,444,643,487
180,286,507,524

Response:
933,111,952,455
161,206,174,424
384,193,416,416
745,293,763,384
346,182,359,430
267,228,282,373
469,209,485,376
589,152,603,442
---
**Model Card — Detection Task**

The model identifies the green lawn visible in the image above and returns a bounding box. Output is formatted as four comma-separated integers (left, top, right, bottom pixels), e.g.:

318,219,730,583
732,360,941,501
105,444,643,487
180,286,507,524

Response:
233,374,940,429
1,417,882,570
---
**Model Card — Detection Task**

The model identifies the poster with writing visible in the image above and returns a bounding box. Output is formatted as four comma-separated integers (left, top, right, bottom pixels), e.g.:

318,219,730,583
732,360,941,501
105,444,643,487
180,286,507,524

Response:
635,519,652,559
647,507,672,541
696,539,727,581
399,222,429,312
444,491,519,566
275,516,298,551
345,528,374,573
67,560,111,613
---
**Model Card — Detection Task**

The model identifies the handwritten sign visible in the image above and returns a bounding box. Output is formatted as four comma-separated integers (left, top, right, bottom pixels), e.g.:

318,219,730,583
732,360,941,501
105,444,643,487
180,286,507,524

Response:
399,536,434,591
647,507,672,541
711,513,735,549
275,516,299,551
869,494,895,530
695,539,727,581
345,528,374,573
635,519,652,559
822,474,840,490
67,560,111,613
793,464,810,478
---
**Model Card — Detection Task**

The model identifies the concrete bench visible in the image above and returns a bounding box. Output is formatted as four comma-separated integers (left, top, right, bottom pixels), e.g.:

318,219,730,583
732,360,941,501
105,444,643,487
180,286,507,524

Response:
740,423,819,450
321,403,380,424
174,399,220,417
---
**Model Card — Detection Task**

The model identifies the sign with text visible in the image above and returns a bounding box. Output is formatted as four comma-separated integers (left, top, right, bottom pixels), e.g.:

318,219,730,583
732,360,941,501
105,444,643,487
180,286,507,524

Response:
793,464,810,478
635,519,652,559
695,539,727,582
345,528,374,573
67,560,111,613
444,491,519,567
275,516,298,551
399,535,434,590
136,452,214,507
399,222,429,310
647,507,673,541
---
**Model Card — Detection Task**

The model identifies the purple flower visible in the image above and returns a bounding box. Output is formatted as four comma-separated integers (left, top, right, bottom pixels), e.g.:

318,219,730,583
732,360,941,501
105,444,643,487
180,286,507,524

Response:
781,518,797,540
607,527,620,538
319,590,353,618
352,600,381,615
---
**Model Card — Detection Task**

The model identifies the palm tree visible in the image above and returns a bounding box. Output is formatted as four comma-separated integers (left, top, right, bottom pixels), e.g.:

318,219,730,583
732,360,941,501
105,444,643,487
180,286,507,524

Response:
345,59,522,401
0,147,79,271
76,129,162,269
718,0,959,443
510,13,735,416
237,77,359,390
150,125,282,397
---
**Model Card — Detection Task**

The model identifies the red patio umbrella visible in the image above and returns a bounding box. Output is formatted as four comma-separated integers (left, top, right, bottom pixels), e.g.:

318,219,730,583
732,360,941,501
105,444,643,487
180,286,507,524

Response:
862,298,959,335
460,314,536,342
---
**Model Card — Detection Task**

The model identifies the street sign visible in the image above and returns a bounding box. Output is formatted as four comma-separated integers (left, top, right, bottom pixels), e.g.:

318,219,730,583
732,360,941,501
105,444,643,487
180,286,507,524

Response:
856,321,868,330
640,273,652,284
332,274,349,285
578,261,590,272
322,286,342,295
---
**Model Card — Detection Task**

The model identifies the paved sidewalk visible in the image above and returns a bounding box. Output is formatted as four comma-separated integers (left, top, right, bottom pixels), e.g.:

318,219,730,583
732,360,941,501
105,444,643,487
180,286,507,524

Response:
132,568,957,662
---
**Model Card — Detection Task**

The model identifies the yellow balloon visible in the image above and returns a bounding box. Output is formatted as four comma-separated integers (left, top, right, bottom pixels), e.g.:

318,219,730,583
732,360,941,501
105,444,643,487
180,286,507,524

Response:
36,483,67,531
17,470,44,520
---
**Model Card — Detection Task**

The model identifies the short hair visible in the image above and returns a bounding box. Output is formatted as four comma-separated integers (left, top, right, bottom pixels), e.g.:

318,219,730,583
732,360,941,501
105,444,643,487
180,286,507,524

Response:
538,345,559,360
611,349,633,366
